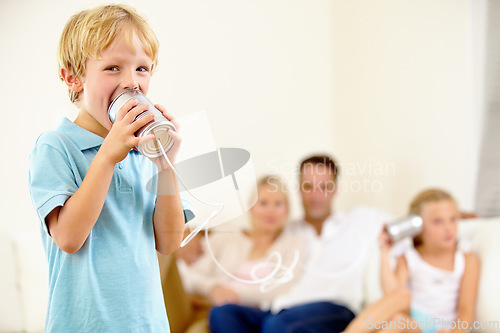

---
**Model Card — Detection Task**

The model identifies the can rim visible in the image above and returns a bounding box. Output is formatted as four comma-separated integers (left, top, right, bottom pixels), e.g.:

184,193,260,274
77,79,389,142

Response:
137,120,176,158
108,89,143,121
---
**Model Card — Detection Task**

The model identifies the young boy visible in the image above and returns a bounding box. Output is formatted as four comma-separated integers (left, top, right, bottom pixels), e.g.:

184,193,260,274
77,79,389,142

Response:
28,4,194,332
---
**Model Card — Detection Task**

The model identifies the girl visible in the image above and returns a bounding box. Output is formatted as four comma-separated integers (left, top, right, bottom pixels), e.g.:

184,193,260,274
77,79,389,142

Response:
344,189,480,333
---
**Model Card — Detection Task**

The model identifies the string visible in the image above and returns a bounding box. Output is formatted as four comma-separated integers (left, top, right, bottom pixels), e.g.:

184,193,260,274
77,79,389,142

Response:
155,137,299,291
155,137,224,247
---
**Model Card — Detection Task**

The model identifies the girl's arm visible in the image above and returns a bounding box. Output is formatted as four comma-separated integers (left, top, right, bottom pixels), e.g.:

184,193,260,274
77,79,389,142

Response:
449,252,480,333
379,229,409,294
381,255,409,294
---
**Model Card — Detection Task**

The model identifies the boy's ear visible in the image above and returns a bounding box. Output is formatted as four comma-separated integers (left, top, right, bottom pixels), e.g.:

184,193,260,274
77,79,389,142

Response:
60,68,83,93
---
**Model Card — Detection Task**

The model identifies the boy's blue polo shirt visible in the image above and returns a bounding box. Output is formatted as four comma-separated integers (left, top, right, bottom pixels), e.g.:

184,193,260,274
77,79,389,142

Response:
28,118,195,333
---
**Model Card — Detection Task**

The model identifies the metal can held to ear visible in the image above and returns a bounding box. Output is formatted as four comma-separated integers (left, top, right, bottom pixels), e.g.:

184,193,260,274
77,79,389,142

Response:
384,215,423,243
108,89,176,158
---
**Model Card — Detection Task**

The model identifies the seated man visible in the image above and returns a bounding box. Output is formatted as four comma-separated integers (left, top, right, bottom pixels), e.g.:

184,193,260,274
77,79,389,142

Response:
209,155,390,333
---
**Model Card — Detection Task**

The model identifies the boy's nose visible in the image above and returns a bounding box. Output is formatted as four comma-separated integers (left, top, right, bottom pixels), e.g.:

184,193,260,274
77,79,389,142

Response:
122,72,139,90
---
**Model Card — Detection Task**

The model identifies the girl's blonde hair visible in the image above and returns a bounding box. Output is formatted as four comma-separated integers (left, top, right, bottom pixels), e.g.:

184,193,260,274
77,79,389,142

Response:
409,188,457,246
57,4,159,103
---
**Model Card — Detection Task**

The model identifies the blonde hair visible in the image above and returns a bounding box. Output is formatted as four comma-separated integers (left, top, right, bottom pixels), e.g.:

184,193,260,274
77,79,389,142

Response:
257,175,289,206
249,175,289,234
409,188,457,246
57,4,159,103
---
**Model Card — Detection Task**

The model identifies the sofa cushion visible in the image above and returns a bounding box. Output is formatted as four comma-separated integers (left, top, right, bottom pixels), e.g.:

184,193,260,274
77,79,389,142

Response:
459,218,500,332
10,231,48,333
0,232,23,332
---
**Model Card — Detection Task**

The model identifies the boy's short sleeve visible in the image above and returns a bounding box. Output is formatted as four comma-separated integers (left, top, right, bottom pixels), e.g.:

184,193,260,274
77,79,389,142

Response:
28,133,79,235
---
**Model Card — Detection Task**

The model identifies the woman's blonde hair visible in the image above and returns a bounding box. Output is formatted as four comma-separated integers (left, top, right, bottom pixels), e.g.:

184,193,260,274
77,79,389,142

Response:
249,175,289,234
409,188,457,246
248,175,290,214
57,4,159,103
256,175,289,206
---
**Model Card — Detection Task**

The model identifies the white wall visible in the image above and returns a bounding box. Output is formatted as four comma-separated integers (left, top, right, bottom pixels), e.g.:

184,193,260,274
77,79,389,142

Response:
0,0,335,232
330,0,483,217
0,0,483,233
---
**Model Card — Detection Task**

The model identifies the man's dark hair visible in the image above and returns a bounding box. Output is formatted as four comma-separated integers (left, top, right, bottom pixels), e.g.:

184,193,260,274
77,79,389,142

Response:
299,155,339,181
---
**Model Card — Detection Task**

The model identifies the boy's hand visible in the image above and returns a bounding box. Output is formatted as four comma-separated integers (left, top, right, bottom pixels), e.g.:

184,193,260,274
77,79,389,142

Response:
149,104,182,170
100,99,155,165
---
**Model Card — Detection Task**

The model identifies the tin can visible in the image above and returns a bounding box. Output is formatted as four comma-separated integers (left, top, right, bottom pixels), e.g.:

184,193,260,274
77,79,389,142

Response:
108,89,176,158
384,215,423,243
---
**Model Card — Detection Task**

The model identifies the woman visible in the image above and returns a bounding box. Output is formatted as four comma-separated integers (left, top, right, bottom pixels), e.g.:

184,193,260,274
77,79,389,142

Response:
164,175,304,333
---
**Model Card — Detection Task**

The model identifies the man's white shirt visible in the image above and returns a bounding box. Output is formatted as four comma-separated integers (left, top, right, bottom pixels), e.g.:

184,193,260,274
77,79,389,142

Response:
270,207,391,314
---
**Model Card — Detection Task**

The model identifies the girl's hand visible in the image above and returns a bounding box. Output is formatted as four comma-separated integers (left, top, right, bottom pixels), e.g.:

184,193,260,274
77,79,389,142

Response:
149,104,182,170
378,226,392,252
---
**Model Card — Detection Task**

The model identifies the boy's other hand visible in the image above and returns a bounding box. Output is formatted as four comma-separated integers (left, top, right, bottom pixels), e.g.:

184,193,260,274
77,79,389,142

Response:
148,104,182,170
100,98,155,164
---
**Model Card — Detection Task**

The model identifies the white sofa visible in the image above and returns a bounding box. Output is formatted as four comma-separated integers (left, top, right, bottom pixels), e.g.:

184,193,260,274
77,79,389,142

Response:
1,218,499,333
0,231,46,333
